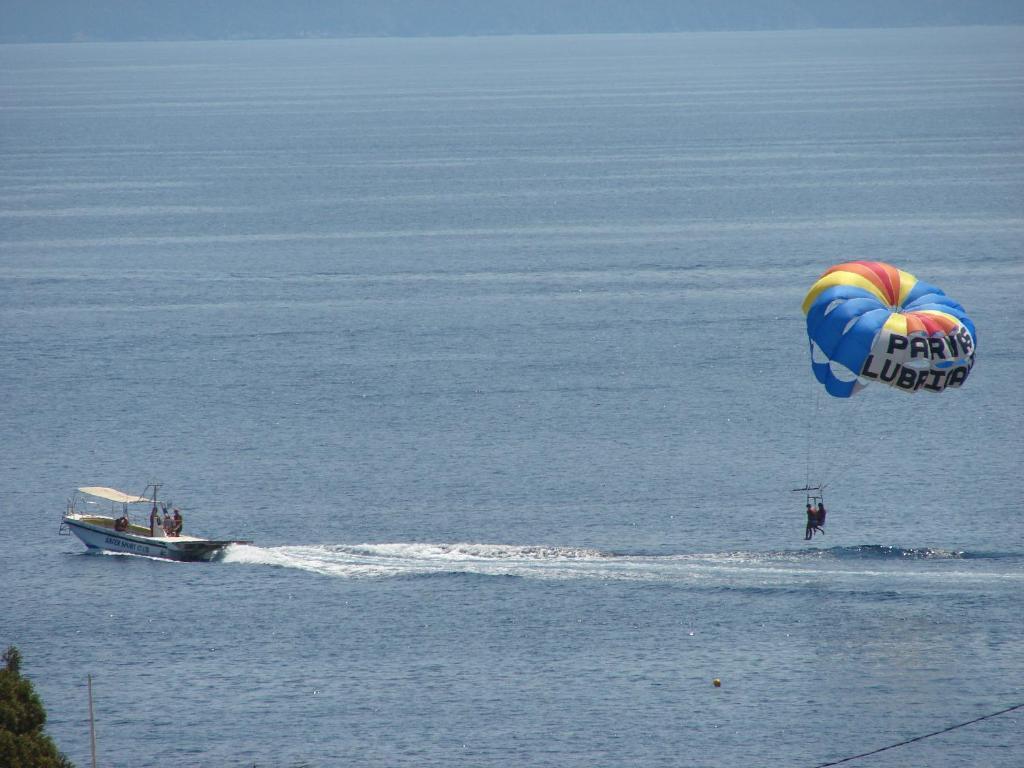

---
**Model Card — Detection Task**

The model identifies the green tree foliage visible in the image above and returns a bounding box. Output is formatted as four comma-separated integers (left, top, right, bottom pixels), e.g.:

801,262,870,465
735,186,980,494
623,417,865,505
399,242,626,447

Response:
0,646,75,768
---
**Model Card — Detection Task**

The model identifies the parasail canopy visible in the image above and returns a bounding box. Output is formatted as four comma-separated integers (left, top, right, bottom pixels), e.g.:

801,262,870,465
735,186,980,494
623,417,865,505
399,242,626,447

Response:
802,261,976,398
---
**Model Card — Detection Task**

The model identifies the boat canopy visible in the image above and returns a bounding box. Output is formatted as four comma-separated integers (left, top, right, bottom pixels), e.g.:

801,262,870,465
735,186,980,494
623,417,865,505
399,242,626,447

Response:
78,486,152,504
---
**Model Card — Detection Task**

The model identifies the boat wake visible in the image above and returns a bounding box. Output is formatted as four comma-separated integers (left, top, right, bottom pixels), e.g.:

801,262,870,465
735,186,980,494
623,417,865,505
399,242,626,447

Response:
220,542,1022,583
222,542,622,580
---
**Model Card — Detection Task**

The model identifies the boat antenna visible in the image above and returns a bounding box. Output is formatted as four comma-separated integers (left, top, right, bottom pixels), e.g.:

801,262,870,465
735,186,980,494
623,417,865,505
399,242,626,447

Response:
87,673,97,768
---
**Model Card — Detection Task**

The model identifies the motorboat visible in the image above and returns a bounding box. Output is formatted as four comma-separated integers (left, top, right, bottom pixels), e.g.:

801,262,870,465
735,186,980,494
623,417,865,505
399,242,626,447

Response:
60,484,250,562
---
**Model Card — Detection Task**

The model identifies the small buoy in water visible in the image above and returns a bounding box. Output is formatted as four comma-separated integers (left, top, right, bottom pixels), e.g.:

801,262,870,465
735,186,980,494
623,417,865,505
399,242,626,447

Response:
713,678,721,687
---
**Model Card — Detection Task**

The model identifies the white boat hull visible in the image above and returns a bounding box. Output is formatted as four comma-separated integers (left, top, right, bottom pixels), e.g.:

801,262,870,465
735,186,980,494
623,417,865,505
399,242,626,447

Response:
63,515,241,562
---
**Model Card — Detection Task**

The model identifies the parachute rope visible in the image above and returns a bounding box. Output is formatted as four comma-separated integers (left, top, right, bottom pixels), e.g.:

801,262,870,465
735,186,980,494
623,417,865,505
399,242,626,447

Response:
805,388,867,492
808,701,1024,767
804,386,821,489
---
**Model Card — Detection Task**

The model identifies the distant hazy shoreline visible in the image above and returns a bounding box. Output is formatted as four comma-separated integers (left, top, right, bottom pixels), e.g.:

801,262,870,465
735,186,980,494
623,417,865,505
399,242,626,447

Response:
2,0,1023,44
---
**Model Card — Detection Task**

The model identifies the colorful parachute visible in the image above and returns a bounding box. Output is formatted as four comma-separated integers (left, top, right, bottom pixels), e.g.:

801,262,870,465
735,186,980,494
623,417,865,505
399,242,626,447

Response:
802,261,976,398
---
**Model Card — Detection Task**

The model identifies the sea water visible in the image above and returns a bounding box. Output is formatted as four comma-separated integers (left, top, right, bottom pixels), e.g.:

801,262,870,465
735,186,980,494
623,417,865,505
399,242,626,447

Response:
1,28,1022,767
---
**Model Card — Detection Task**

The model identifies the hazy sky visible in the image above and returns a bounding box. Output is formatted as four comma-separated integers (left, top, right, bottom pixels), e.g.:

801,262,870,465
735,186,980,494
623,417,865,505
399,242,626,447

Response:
2,1,1023,43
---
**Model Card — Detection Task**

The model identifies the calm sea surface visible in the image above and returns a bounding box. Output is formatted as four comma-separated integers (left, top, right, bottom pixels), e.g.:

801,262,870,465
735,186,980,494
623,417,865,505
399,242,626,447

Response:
1,27,1022,767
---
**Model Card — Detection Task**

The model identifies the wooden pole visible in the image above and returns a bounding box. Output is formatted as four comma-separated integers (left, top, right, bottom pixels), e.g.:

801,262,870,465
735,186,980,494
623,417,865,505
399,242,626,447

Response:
88,674,97,768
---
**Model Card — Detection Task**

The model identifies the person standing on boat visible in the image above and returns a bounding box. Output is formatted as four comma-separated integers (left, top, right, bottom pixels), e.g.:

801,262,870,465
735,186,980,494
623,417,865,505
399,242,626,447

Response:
172,509,183,537
150,505,163,537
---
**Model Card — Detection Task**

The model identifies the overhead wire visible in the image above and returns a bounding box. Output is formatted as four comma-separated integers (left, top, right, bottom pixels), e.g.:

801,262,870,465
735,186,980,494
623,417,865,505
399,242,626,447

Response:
808,701,1024,767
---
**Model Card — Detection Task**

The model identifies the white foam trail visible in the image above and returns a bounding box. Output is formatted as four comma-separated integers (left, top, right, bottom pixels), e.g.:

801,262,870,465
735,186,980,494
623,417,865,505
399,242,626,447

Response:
222,542,636,580
219,542,1022,586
